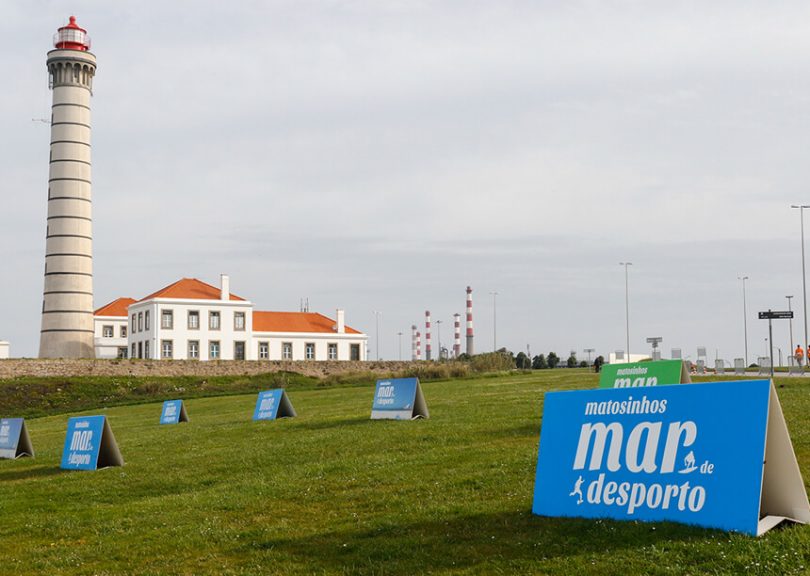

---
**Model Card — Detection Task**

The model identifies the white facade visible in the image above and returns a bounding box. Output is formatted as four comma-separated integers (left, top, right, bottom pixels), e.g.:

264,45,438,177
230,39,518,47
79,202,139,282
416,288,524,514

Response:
95,276,367,362
93,317,129,359
0,341,9,359
128,298,255,361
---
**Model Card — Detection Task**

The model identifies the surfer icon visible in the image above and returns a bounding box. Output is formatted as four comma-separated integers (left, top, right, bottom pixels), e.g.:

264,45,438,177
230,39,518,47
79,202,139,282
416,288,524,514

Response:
569,475,585,505
679,450,698,474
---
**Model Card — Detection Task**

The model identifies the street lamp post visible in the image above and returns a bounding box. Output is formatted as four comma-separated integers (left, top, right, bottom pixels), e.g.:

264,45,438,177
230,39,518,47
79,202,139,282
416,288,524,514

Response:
372,311,382,361
435,320,443,360
787,295,795,364
738,276,749,367
397,331,403,361
791,204,810,366
619,262,632,361
489,291,499,351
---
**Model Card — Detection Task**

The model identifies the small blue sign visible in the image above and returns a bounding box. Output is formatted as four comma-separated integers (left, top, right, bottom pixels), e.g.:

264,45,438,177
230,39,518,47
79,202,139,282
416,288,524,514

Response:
254,390,283,421
0,418,25,459
160,400,187,424
371,378,420,420
61,416,106,470
533,380,771,535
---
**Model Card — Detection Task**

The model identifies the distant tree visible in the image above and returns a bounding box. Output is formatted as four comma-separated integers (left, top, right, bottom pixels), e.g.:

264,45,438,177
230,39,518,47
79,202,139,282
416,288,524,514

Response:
579,360,588,368
593,355,605,373
532,354,547,369
515,351,531,370
457,353,471,362
566,354,578,368
547,352,560,369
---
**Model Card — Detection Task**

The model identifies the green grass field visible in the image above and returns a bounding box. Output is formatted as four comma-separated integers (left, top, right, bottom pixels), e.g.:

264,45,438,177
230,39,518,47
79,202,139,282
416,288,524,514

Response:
2,370,810,575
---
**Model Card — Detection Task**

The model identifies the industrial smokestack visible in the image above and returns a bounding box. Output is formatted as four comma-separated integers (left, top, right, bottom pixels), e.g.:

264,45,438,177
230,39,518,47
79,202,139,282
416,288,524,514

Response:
454,313,461,358
425,310,432,361
411,324,417,361
416,331,422,360
466,286,474,356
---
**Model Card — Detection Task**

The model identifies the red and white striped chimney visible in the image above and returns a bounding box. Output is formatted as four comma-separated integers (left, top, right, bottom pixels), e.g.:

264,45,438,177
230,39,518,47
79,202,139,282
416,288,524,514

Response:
454,313,461,358
425,310,432,361
466,286,474,356
416,331,422,360
411,324,417,361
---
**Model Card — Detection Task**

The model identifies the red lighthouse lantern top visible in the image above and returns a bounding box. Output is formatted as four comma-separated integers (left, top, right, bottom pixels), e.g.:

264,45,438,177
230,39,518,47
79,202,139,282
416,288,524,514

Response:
54,16,91,51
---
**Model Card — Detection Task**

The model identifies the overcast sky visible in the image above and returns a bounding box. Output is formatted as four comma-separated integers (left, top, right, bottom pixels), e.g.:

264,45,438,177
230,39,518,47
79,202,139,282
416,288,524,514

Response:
3,1,810,363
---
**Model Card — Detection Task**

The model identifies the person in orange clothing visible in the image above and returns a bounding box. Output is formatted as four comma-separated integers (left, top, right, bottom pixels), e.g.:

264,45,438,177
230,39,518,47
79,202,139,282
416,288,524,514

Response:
796,345,805,366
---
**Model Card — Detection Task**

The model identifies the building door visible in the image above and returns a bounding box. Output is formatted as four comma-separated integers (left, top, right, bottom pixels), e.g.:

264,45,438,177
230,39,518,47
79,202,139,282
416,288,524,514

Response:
350,343,360,361
234,341,245,361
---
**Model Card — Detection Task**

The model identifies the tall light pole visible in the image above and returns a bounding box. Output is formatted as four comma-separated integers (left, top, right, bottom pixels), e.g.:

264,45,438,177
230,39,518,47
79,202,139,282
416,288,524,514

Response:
372,311,382,361
791,205,810,366
397,331,403,361
619,263,632,361
489,291,498,351
738,276,749,367
435,320,443,360
787,295,795,363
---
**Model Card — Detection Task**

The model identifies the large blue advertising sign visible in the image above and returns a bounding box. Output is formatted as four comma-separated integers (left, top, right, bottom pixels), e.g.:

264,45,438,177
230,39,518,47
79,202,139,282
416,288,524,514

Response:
0,418,32,459
60,415,124,471
533,380,773,535
160,400,188,424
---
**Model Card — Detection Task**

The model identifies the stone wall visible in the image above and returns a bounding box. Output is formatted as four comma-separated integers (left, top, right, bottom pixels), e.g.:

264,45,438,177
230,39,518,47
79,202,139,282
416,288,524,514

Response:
0,359,416,379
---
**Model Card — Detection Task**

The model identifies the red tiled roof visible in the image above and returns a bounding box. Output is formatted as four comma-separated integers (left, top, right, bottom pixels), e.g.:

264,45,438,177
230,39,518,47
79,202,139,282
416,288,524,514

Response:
138,278,246,302
253,311,362,334
94,297,137,318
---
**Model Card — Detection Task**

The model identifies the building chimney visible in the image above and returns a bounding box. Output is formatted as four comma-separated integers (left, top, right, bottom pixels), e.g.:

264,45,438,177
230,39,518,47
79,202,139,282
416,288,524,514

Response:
221,274,230,301
411,324,417,361
336,309,345,333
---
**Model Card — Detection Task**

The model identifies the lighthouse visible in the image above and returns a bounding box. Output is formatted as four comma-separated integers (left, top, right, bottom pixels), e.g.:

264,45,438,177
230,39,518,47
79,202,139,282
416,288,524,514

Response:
39,16,97,358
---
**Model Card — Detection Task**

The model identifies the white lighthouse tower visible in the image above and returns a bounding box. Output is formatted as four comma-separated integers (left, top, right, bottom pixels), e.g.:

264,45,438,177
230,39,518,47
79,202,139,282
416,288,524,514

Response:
39,16,96,358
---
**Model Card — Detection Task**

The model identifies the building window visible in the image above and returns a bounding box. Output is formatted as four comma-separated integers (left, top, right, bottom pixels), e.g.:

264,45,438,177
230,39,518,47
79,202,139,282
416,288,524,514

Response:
258,342,269,359
162,340,173,359
350,344,360,361
145,310,150,331
118,347,128,359
144,340,150,359
305,342,315,360
188,310,199,330
282,342,292,360
328,343,338,360
131,314,136,333
161,309,173,330
210,340,220,359
102,325,114,338
234,311,245,331
120,326,127,338
138,312,143,332
209,311,220,330
234,341,245,360
188,340,199,359
131,343,136,358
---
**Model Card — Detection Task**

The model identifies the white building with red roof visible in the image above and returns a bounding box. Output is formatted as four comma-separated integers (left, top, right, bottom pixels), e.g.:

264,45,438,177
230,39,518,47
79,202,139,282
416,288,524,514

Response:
93,275,367,361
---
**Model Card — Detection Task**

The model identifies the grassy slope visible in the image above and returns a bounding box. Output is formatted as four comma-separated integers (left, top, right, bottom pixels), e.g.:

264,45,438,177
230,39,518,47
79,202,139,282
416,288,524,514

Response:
0,370,809,575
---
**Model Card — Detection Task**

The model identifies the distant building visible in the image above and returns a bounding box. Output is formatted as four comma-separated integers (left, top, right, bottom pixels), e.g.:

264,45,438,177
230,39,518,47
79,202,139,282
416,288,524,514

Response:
94,275,367,361
93,298,136,359
0,341,9,359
